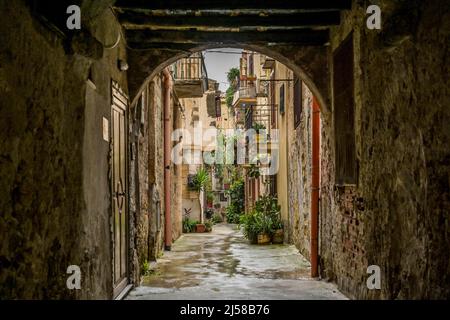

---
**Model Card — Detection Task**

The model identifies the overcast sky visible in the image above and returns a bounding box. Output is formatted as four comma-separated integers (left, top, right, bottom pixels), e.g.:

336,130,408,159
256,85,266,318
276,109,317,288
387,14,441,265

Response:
203,48,242,92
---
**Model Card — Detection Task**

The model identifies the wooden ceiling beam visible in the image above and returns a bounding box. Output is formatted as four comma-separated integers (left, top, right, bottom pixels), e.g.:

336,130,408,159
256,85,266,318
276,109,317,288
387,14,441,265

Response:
126,29,329,46
118,11,341,29
114,0,352,11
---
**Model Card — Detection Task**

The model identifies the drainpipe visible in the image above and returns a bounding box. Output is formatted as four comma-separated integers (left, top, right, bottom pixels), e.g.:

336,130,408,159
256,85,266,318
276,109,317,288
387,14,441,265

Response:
163,68,172,251
311,96,320,278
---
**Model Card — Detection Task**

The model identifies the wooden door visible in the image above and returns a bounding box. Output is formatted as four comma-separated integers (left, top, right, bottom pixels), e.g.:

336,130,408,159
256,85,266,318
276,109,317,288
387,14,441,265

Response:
111,81,128,297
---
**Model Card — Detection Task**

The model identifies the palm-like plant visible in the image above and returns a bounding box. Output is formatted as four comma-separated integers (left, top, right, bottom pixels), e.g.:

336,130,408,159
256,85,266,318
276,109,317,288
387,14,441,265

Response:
192,168,209,192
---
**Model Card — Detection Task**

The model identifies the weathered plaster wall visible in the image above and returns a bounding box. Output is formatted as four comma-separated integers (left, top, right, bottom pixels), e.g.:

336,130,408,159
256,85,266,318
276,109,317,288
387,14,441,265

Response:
273,63,291,231
131,71,183,281
320,0,450,299
0,1,127,298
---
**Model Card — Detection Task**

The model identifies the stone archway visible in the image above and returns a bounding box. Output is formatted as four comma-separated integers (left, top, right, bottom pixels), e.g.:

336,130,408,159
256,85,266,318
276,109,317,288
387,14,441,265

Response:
126,44,330,114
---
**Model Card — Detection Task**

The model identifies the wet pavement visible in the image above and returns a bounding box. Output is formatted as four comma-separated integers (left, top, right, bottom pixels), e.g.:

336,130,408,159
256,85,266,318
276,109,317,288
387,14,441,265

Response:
126,223,347,300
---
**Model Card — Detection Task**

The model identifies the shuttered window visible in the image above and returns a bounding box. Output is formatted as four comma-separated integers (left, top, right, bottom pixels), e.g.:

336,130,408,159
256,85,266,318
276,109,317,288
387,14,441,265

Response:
293,75,302,128
333,33,357,185
279,84,285,114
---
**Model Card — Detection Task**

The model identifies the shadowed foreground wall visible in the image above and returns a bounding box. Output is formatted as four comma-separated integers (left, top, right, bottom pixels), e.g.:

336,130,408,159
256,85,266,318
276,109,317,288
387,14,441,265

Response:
0,0,127,298
319,0,450,299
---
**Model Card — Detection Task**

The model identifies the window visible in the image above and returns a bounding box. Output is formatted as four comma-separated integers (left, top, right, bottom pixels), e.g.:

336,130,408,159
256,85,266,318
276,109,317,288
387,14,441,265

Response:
187,174,196,190
270,74,276,128
333,33,357,185
279,84,285,114
269,175,277,196
249,53,254,76
293,75,302,128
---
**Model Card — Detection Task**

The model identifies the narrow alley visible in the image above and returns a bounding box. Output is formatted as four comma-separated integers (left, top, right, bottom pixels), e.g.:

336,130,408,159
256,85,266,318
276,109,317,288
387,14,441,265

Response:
0,0,449,302
127,224,345,300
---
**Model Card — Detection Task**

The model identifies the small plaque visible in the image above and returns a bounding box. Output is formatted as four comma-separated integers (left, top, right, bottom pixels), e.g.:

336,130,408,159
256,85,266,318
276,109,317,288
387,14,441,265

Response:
102,117,109,142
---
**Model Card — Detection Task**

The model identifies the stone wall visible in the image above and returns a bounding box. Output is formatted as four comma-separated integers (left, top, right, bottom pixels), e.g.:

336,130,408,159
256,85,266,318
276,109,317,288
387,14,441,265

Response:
131,71,184,280
0,1,127,298
319,0,450,299
273,63,291,232
287,83,314,258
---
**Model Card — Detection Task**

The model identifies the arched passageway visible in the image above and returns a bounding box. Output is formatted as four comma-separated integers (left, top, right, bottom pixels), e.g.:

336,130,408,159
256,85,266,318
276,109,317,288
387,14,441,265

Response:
0,0,449,301
125,47,329,298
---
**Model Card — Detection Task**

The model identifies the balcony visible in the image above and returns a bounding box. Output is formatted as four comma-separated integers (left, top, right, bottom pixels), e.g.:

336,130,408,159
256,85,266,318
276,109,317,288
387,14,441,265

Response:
232,86,256,108
171,54,208,98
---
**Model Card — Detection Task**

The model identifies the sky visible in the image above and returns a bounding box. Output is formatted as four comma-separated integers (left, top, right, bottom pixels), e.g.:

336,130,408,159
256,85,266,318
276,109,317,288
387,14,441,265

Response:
203,48,242,92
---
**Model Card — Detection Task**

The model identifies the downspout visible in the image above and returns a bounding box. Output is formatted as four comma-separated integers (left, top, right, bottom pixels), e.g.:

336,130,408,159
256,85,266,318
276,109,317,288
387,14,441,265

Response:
311,96,320,278
163,68,172,251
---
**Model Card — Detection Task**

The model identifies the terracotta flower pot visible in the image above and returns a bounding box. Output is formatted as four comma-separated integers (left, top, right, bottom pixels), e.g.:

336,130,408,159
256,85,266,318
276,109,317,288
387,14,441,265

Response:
272,229,284,244
196,224,206,233
257,233,271,245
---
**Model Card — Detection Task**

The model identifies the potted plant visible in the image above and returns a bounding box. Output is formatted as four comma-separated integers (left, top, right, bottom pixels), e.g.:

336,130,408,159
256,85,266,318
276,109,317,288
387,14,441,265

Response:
245,194,283,244
239,210,260,244
205,221,213,232
271,220,284,244
183,218,198,233
196,223,206,233
206,191,214,207
192,167,210,225
256,213,273,245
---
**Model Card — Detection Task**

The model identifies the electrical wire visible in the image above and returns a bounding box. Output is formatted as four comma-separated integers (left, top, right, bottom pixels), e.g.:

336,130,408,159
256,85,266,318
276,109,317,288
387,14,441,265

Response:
204,50,244,55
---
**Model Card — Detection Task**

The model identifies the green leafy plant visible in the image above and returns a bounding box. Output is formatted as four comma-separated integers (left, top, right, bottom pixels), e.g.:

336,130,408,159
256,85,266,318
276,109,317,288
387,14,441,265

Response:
225,177,245,223
183,218,199,233
206,191,215,203
205,221,213,232
211,213,223,224
239,194,283,243
192,168,209,192
226,86,235,109
227,67,240,85
225,203,241,224
226,67,240,108
141,260,150,276
252,122,266,131
247,164,260,179
239,210,261,242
